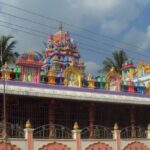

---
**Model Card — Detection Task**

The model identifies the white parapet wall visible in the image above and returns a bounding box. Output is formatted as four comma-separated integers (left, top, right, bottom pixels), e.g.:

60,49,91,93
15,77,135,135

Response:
121,139,150,150
0,82,150,105
0,138,26,150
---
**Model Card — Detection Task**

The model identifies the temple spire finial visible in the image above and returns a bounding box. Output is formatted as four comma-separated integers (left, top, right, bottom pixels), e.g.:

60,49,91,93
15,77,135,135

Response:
58,22,63,31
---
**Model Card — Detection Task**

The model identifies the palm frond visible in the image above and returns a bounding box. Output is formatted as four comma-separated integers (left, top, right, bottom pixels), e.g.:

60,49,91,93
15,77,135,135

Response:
0,35,17,66
99,50,128,74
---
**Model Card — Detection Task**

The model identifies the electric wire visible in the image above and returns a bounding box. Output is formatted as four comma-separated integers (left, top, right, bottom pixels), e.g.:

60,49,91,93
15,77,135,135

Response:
0,19,149,63
0,19,113,57
0,20,48,36
72,33,150,59
0,11,56,31
0,11,149,61
0,24,46,39
0,1,147,50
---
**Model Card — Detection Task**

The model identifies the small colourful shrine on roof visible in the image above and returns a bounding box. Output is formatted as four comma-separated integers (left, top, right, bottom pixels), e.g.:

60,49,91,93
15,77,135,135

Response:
0,26,150,94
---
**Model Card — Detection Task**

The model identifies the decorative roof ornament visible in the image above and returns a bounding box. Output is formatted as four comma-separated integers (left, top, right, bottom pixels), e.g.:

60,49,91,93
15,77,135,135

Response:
25,120,31,128
87,73,92,81
114,122,119,130
110,67,115,72
73,121,79,130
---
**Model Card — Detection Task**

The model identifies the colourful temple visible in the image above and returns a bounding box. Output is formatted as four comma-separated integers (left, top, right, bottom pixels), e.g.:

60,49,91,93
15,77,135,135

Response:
0,26,150,150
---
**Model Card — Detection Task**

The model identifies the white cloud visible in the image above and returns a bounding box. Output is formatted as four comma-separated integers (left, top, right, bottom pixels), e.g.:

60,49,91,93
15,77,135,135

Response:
2,0,150,36
147,25,150,39
100,19,128,36
122,26,150,50
0,0,150,63
136,0,150,5
80,0,149,36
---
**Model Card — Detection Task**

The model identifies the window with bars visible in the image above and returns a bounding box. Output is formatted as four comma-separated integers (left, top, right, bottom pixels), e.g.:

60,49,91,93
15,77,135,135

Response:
1,94,150,131
8,96,48,128
95,103,130,128
55,100,89,129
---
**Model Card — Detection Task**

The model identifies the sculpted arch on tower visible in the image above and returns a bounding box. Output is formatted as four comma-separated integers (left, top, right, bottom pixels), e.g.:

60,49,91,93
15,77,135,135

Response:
64,65,82,87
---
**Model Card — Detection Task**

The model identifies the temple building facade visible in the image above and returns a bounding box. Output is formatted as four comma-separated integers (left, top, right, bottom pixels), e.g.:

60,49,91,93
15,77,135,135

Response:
0,27,150,150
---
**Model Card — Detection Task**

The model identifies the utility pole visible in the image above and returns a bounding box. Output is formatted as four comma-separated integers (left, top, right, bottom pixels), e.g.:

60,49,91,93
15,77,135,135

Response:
0,43,7,150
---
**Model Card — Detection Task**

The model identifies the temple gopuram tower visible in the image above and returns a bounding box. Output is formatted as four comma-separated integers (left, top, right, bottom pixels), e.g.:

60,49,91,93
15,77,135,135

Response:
42,25,85,86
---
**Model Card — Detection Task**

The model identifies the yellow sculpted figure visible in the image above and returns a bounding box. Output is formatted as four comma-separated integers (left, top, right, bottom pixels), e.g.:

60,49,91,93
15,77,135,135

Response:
88,73,91,80
68,73,78,87
110,67,115,72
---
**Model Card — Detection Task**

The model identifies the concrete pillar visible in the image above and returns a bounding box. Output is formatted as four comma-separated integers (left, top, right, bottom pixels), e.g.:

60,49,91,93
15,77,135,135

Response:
24,120,34,150
72,122,81,150
89,103,95,138
48,100,56,138
48,100,55,125
113,123,121,150
2,95,8,139
130,106,136,138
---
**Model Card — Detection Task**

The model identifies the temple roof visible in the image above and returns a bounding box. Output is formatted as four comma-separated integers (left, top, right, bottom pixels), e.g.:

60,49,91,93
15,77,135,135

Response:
17,52,42,66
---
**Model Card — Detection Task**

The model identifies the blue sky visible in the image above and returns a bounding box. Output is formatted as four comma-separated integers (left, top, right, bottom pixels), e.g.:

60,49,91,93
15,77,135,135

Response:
0,0,150,75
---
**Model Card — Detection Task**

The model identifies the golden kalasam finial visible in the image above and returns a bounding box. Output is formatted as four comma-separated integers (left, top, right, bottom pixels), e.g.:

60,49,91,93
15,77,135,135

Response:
25,120,31,128
73,122,79,130
110,67,115,72
114,122,119,130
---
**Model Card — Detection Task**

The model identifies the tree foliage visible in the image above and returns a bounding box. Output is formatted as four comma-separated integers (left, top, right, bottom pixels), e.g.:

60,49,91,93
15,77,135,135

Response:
0,35,17,67
99,50,128,74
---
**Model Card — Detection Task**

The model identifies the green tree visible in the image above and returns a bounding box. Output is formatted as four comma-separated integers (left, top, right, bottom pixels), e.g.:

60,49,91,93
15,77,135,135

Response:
99,50,128,74
0,35,17,67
